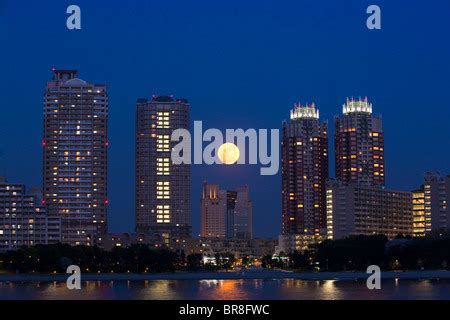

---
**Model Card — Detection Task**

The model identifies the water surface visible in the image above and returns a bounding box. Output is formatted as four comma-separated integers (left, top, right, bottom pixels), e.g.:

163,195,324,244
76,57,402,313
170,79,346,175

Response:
1,279,450,300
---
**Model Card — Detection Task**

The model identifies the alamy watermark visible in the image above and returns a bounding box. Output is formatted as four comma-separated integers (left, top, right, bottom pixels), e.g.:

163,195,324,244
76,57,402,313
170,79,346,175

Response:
66,5,81,30
66,265,81,290
366,265,381,290
367,5,381,30
171,121,280,176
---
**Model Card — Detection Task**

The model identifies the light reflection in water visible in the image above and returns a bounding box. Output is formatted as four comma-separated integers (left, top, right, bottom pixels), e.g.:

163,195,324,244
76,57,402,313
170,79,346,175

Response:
199,279,220,288
320,280,342,300
195,279,251,300
279,279,343,300
0,278,449,300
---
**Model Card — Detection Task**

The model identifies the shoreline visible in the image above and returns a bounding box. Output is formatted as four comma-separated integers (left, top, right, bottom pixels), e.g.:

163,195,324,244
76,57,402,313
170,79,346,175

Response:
1,270,450,282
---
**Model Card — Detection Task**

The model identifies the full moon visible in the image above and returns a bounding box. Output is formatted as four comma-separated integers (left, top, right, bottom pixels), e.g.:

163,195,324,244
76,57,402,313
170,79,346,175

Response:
217,143,240,165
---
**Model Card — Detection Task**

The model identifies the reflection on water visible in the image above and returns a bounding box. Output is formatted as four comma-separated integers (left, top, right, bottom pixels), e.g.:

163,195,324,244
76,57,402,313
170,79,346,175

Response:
320,280,343,300
1,278,450,300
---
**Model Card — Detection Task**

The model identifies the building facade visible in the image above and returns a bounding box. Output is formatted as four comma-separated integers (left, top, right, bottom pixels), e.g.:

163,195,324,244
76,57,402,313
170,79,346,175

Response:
275,234,325,254
423,173,450,233
100,232,158,251
0,177,61,251
135,95,191,245
281,103,328,237
201,183,252,239
334,97,385,187
43,69,108,246
201,183,227,238
174,237,277,259
326,180,412,240
412,188,426,237
228,186,252,239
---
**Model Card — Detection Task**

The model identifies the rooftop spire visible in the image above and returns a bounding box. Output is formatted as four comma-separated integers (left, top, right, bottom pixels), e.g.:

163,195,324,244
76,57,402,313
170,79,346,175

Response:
290,102,319,120
343,97,372,114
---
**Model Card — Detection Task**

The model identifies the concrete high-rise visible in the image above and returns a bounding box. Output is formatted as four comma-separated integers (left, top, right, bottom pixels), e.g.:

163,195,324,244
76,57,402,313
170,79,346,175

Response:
201,183,252,239
43,69,108,246
281,103,328,237
334,97,385,187
327,97,416,241
135,95,191,245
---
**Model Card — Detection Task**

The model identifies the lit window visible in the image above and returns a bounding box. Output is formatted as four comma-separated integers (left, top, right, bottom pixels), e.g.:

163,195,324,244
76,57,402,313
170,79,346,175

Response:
156,135,170,152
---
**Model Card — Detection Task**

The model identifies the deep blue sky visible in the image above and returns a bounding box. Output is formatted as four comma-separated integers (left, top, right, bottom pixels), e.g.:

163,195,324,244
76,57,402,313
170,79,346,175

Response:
1,0,449,238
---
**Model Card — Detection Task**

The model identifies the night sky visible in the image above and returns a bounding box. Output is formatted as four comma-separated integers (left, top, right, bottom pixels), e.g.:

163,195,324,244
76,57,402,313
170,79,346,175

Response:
1,0,449,238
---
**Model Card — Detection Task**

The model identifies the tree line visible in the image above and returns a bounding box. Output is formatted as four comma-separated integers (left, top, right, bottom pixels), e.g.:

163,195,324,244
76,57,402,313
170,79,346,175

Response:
263,232,450,271
0,243,237,273
2,232,450,273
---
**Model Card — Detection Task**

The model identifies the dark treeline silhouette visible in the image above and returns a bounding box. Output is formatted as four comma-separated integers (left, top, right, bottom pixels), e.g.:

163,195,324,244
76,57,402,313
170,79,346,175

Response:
0,243,237,273
315,234,388,271
2,233,450,273
0,244,178,273
265,232,450,271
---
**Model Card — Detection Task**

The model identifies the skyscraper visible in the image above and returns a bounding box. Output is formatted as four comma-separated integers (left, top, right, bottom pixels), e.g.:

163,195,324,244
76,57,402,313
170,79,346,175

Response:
43,69,108,246
135,95,191,245
327,97,415,240
334,97,385,187
200,183,252,239
281,103,328,237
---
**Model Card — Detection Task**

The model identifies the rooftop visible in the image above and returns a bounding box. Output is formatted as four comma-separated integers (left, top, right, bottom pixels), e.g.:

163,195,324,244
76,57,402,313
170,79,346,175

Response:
290,102,319,120
343,97,372,114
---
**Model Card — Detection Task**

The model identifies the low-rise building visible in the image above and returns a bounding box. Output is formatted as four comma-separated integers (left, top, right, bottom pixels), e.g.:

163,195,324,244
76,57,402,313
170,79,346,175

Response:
423,172,450,234
0,177,61,251
274,234,325,254
326,180,412,240
100,233,159,251
173,237,277,259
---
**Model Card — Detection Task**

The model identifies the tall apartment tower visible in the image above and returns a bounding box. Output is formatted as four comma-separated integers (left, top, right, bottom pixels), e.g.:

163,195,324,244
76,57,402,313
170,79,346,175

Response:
201,182,252,239
281,103,329,236
135,95,191,245
43,69,108,246
334,97,384,187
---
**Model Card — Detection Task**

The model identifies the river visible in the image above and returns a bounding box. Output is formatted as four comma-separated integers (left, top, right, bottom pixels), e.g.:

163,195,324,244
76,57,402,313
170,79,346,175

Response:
1,278,450,300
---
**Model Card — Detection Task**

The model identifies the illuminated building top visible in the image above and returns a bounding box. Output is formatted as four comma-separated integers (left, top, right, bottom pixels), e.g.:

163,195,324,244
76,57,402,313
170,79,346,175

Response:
290,102,319,120
342,97,372,114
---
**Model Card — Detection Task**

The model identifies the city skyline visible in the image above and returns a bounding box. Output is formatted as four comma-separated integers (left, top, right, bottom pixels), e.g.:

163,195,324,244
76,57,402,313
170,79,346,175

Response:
1,69,447,242
2,72,449,239
1,0,450,238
